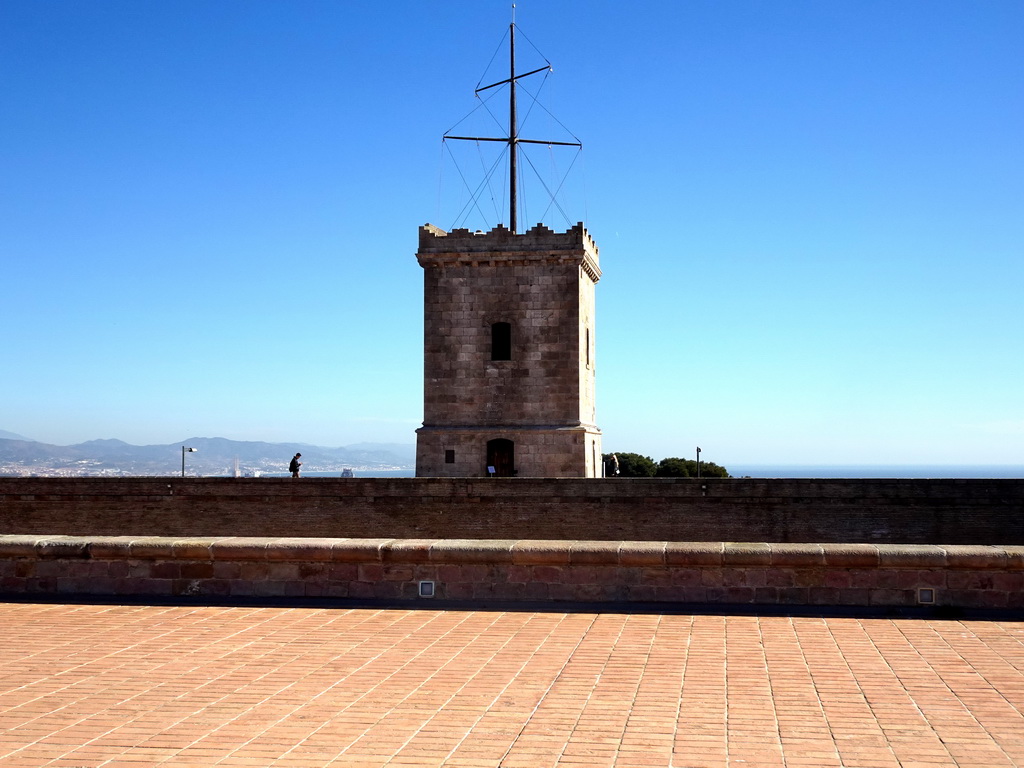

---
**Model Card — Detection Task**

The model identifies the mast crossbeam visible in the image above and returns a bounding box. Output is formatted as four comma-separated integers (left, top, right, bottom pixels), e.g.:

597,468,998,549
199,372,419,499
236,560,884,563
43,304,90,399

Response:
475,65,552,94
444,136,581,148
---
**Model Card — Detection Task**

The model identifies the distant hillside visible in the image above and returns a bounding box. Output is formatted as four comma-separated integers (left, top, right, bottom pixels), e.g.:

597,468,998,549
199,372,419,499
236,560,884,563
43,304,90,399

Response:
0,436,415,477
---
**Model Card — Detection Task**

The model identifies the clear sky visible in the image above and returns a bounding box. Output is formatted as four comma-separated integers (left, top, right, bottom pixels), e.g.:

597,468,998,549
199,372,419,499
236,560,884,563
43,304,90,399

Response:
2,0,1022,466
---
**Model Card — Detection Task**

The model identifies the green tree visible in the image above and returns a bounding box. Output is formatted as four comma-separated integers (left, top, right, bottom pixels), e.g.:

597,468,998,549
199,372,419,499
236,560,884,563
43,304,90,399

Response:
654,457,731,478
606,453,731,478
655,457,692,477
603,452,656,477
698,461,731,478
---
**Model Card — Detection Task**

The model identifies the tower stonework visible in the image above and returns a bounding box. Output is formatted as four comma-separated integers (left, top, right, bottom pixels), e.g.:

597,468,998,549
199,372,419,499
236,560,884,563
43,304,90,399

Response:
416,222,602,478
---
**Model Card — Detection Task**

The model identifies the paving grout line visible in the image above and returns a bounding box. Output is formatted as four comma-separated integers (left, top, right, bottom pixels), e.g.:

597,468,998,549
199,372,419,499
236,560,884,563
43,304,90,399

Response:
895,620,1024,767
373,610,539,765
1,604,1022,768
2,604,206,766
545,612,632,767
450,611,599,768
224,607,457,765
300,608,522,765
844,618,960,768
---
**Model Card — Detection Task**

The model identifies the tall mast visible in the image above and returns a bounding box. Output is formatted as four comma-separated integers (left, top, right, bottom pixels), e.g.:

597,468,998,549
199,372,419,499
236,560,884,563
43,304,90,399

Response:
443,21,580,234
509,22,518,233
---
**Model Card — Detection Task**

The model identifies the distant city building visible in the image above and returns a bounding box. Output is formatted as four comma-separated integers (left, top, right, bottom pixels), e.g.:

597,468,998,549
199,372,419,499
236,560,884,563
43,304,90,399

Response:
415,223,602,477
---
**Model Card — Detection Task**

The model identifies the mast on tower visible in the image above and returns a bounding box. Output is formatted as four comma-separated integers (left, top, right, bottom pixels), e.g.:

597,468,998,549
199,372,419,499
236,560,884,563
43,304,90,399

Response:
443,21,582,234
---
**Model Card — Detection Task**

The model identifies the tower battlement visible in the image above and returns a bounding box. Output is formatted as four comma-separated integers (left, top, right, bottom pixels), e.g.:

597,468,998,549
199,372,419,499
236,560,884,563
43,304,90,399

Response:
418,222,601,282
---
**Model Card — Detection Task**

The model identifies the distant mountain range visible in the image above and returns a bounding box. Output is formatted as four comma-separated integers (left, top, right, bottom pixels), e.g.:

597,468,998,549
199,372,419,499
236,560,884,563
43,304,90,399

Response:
0,433,415,477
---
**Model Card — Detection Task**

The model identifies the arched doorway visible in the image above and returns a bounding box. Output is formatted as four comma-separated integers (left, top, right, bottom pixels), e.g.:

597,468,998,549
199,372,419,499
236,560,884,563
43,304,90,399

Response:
486,438,515,477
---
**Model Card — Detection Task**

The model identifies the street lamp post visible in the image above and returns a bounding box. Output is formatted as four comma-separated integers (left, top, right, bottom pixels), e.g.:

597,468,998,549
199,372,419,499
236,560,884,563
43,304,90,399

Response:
182,446,197,477
696,447,701,480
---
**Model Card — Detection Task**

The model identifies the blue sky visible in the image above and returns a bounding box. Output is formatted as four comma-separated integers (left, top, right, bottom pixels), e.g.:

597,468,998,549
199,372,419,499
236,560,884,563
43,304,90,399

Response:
2,0,1022,466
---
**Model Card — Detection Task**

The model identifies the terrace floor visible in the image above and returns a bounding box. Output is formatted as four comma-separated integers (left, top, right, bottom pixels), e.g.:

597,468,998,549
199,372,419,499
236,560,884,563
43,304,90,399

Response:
0,601,1021,767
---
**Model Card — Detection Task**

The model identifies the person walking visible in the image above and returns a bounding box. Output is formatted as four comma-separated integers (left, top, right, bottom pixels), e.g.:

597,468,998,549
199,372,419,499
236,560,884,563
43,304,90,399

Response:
289,452,302,478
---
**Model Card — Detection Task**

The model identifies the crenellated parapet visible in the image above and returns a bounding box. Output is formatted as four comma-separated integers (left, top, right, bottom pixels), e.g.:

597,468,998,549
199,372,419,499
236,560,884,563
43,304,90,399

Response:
417,222,601,282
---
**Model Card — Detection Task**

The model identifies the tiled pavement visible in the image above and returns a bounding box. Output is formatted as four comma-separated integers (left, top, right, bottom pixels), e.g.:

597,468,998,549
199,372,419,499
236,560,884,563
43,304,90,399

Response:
0,603,1021,767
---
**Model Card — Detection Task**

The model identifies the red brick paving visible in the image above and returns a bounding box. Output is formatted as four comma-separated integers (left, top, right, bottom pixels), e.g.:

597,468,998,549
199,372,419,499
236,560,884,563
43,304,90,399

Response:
0,604,1021,767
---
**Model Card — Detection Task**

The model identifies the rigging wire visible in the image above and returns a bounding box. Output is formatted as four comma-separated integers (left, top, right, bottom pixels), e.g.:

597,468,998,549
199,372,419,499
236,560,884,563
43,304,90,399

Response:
519,87,582,145
476,140,502,224
444,139,508,230
521,145,582,227
548,143,559,207
518,144,528,228
515,69,551,137
442,86,505,139
512,24,552,70
541,142,581,224
464,149,508,229
443,139,489,229
475,86,511,139
475,28,510,93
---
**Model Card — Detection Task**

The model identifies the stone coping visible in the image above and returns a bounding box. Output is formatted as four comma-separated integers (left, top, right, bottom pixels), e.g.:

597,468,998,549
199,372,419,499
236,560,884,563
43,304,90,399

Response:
2,536,1021,570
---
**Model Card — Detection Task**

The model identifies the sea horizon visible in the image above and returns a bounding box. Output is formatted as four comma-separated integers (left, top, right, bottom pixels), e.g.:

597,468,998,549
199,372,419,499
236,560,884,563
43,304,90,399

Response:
729,464,1023,479
269,465,1023,480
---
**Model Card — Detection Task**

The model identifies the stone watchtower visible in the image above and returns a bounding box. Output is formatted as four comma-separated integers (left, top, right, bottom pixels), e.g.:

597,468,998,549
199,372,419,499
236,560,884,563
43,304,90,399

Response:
415,222,602,477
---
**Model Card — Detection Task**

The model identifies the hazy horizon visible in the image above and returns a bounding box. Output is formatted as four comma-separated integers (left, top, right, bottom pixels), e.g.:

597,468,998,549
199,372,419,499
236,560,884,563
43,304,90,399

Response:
3,430,1021,478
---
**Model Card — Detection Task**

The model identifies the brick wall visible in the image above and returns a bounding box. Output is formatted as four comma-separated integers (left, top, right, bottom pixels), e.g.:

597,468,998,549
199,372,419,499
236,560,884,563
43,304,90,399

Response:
2,535,1021,610
1,477,1021,544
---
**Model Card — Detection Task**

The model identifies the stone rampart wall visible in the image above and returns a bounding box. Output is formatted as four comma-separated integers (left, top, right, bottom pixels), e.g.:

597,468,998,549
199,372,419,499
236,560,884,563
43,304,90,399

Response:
1,477,1021,544
2,536,1021,610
